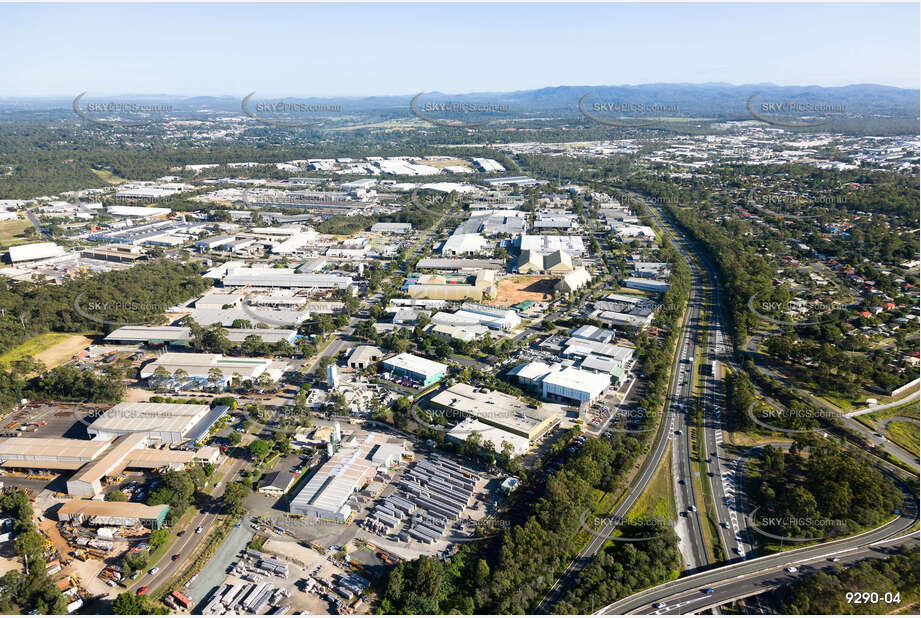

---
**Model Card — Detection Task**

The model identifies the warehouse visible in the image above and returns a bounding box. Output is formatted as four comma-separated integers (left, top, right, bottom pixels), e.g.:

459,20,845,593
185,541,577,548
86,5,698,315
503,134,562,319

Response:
518,234,585,256
380,353,447,387
541,367,610,404
222,266,354,290
429,382,558,441
441,233,487,256
290,432,407,522
347,345,384,370
0,438,111,470
57,500,170,530
139,353,284,388
455,302,521,330
555,268,592,294
371,222,412,234
622,277,670,293
407,269,497,301
66,433,148,496
415,258,505,271
104,325,297,346
195,235,236,250
7,242,66,263
446,418,530,457
86,402,211,443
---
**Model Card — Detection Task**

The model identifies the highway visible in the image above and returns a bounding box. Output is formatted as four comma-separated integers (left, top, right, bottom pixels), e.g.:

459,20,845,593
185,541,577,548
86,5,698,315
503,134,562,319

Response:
605,190,920,614
639,194,750,568
535,202,706,612
598,511,918,615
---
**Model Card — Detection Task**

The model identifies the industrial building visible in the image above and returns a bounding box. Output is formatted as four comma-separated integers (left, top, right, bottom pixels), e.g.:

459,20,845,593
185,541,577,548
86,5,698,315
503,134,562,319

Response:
0,438,111,470
541,367,610,403
441,233,487,256
139,353,284,388
57,500,170,530
516,249,574,274
407,269,497,301
622,277,670,293
555,268,592,293
380,353,447,387
86,402,212,443
415,258,505,271
218,265,354,291
346,345,384,370
430,382,558,441
518,234,585,256
105,325,298,346
289,431,407,522
446,418,530,457
371,222,412,234
7,242,66,263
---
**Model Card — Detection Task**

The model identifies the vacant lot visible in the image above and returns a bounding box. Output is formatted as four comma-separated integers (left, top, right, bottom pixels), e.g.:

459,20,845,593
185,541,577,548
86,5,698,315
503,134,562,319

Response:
0,218,35,250
0,332,93,370
887,419,920,457
493,275,557,306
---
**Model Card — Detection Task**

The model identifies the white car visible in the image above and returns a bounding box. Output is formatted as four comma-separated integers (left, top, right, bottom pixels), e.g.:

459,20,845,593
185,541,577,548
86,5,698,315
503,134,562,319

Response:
784,566,798,573
195,526,203,534
653,602,667,609
148,567,159,575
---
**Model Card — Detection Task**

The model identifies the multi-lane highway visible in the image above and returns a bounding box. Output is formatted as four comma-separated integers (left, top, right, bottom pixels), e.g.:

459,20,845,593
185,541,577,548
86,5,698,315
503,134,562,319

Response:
599,512,918,615
612,190,920,614
535,198,709,612
639,194,748,568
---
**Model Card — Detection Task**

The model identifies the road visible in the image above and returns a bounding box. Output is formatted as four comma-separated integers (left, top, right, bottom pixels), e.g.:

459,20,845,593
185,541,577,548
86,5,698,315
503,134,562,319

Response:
745,331,919,469
639,194,749,568
534,208,705,612
598,514,918,616
129,452,250,596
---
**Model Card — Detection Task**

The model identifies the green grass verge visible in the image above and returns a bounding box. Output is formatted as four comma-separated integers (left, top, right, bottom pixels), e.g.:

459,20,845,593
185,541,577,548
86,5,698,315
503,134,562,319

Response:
887,420,920,458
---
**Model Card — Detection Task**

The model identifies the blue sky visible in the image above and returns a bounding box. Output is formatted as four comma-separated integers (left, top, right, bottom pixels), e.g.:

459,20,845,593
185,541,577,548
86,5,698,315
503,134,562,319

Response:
3,3,918,96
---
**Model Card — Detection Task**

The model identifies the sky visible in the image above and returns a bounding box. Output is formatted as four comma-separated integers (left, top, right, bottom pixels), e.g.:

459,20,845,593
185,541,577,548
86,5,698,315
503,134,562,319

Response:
2,2,918,97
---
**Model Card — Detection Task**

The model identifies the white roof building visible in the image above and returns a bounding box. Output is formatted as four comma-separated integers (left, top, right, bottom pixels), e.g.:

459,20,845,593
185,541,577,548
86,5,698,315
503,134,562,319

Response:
8,242,66,263
541,367,610,403
441,233,487,256
519,234,585,256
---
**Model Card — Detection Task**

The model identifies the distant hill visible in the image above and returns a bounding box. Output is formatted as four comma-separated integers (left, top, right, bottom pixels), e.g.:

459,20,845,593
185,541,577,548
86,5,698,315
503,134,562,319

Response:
1,83,917,120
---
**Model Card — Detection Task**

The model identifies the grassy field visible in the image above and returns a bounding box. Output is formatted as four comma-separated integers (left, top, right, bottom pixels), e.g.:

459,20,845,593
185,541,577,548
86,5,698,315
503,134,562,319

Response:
90,168,128,184
627,450,674,521
887,420,920,457
0,218,36,250
0,332,93,369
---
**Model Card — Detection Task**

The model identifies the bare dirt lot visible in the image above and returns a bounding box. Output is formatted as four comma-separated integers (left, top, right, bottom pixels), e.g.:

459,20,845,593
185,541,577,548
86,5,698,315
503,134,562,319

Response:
493,275,558,306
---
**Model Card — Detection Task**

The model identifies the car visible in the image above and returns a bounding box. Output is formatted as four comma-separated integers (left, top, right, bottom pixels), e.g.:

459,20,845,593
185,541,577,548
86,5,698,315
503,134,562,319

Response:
653,602,667,609
784,566,798,573
137,586,149,595
677,479,685,485
733,546,742,554
177,530,185,537
720,522,729,528
688,505,697,512
675,430,682,435
172,554,181,561
829,557,841,563
215,482,222,488
195,526,203,534
703,588,714,595
107,580,116,587
130,572,141,580
148,568,159,575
